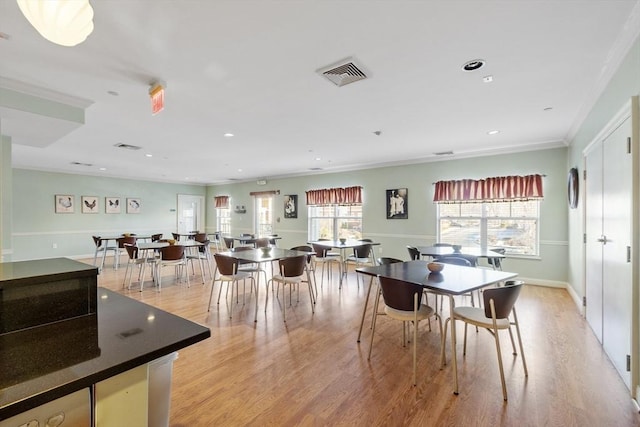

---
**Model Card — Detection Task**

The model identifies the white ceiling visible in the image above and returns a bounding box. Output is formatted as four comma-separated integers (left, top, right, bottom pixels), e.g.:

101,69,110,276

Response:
1,0,639,185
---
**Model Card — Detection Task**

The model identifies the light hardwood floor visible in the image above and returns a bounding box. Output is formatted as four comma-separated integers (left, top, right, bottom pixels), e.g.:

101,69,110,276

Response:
91,254,640,426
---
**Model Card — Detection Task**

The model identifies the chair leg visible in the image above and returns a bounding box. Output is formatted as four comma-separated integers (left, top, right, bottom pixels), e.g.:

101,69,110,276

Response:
490,301,508,401
413,318,418,386
512,308,529,376
463,323,468,355
207,277,217,311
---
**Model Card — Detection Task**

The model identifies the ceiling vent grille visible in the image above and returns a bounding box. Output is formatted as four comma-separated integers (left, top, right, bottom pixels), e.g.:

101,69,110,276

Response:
114,143,142,150
319,59,367,87
434,151,454,156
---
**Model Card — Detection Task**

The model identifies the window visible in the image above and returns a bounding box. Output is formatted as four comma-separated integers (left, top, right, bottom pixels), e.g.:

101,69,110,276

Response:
437,200,540,256
216,207,230,235
254,195,274,236
308,205,362,241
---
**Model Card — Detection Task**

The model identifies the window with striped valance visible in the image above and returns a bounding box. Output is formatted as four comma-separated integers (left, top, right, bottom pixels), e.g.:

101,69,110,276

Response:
433,174,544,203
214,196,229,208
305,186,362,206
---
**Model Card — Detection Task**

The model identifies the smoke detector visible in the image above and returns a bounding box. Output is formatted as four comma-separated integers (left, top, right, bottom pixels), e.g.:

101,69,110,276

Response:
318,58,367,87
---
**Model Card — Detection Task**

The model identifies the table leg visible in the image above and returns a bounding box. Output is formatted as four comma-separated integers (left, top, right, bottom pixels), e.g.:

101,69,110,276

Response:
357,275,375,342
448,294,459,395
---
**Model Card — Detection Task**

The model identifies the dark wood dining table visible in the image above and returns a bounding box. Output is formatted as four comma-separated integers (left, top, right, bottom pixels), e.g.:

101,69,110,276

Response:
356,260,517,395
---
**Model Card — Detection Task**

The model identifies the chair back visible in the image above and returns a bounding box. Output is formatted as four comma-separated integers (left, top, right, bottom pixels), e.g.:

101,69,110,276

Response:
160,245,185,261
311,243,330,259
378,276,423,311
194,233,208,243
268,235,279,246
378,257,403,265
437,256,472,266
254,238,270,248
124,243,138,260
278,255,307,278
214,253,239,276
198,240,210,253
483,282,523,319
406,246,420,260
433,243,453,247
151,233,163,242
359,238,373,243
353,244,372,259
92,235,102,247
117,235,137,248
172,232,180,240
487,248,506,268
291,245,314,263
223,237,235,249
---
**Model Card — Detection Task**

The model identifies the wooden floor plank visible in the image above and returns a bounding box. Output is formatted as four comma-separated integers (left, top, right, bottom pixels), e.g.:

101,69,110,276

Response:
89,255,640,426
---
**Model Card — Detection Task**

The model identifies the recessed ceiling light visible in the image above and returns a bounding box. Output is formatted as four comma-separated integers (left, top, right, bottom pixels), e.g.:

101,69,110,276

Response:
487,130,500,135
224,133,234,137
99,167,107,171
237,168,243,172
145,153,153,157
315,157,321,161
462,59,485,72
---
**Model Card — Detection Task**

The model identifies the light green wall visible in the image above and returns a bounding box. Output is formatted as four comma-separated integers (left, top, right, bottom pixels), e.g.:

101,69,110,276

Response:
208,147,568,282
11,169,206,261
567,36,640,299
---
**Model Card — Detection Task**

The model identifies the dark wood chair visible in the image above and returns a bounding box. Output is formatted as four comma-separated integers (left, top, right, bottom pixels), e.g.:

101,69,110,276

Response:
442,282,527,400
369,275,441,385
211,253,257,320
265,255,313,321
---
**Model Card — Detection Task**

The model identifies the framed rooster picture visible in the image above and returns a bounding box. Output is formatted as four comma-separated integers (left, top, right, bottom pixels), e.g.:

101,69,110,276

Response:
127,198,141,214
105,197,121,214
55,194,74,213
81,196,99,214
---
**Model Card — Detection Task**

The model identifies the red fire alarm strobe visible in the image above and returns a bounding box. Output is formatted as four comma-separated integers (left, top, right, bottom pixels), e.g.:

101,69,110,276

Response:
149,83,165,115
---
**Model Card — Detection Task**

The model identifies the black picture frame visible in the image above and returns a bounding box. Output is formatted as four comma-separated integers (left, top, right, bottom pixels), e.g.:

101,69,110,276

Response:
284,194,297,218
386,188,408,219
568,167,579,209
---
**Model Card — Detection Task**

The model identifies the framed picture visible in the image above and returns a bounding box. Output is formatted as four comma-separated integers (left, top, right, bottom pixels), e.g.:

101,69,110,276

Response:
105,197,121,214
386,188,408,219
126,198,141,214
81,196,99,213
54,194,74,213
284,194,297,218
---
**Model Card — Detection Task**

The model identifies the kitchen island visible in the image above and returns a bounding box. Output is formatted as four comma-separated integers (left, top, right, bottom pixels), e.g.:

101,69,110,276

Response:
0,258,211,424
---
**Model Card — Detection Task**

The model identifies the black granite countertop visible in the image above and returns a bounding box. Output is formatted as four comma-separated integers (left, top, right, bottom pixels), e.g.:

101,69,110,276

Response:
0,287,211,420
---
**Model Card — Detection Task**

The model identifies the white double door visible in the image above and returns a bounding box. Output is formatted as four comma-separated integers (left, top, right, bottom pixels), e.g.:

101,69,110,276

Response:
585,111,633,389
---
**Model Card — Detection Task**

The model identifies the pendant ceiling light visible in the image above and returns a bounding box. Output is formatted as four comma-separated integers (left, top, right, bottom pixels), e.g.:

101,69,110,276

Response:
17,0,94,47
